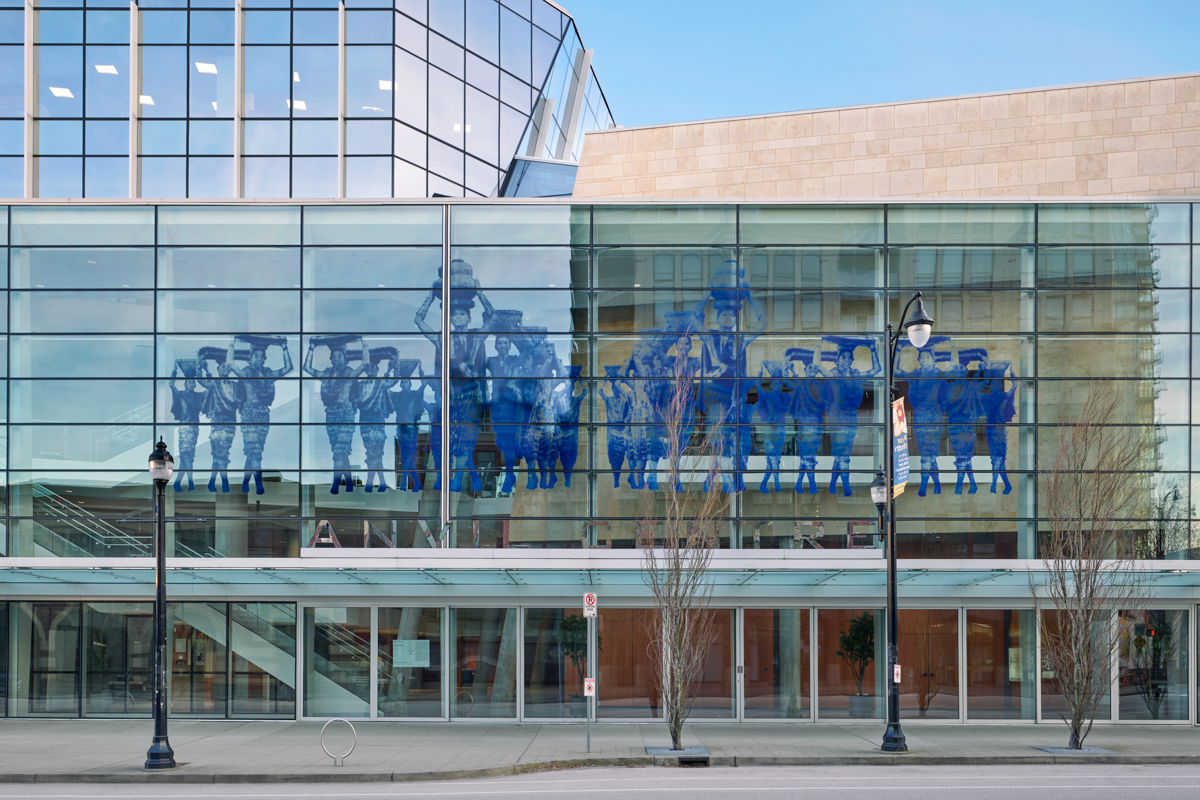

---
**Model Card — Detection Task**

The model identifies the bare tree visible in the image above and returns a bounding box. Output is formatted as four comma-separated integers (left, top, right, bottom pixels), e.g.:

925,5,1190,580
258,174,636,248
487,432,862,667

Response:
1034,384,1152,749
640,348,732,751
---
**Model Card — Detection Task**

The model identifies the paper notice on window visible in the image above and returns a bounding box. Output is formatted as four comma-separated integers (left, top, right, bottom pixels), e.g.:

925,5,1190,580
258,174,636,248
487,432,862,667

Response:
393,639,431,668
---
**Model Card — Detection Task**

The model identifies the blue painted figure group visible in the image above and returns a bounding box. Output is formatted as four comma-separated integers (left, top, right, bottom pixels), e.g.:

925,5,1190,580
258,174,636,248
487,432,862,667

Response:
166,258,1017,501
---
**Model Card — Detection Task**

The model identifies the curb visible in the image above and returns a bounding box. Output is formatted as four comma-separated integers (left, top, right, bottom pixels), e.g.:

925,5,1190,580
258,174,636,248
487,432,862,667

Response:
4,753,1200,782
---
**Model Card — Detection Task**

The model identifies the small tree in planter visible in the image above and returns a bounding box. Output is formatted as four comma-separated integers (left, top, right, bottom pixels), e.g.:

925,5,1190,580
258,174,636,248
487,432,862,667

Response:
837,611,876,717
556,613,600,716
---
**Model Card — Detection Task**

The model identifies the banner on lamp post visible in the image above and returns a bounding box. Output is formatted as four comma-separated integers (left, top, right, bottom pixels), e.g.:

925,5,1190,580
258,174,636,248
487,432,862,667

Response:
892,399,910,499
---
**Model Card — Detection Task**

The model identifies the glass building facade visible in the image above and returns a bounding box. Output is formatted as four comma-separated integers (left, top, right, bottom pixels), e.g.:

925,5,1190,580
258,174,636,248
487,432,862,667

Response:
0,199,1197,725
0,0,613,199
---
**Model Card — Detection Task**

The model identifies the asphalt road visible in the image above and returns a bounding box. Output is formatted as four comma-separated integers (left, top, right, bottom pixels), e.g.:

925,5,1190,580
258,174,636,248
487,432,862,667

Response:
3,765,1200,800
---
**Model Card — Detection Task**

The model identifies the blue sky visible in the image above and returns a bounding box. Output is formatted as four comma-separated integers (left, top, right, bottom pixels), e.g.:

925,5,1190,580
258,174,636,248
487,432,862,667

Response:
563,0,1200,128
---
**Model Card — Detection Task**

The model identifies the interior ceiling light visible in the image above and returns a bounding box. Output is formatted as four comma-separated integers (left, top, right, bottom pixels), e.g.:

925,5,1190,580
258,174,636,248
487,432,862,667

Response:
139,95,154,105
293,100,306,110
211,101,218,110
95,64,118,75
379,80,392,90
362,106,380,111
49,87,74,98
293,71,300,82
195,62,217,74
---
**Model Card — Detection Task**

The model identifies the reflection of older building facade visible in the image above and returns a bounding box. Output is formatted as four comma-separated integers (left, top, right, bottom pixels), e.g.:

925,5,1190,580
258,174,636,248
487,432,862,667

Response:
2,70,1200,728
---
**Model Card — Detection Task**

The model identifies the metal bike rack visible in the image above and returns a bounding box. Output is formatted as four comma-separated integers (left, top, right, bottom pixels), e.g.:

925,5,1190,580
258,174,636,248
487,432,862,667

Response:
320,718,357,766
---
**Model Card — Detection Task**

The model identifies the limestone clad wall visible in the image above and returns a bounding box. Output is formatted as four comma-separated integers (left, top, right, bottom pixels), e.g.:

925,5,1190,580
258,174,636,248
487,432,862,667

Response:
573,74,1200,199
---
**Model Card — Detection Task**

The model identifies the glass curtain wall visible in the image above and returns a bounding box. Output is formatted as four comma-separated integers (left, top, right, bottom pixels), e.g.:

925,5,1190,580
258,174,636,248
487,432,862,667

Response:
0,202,1196,553
966,609,1036,720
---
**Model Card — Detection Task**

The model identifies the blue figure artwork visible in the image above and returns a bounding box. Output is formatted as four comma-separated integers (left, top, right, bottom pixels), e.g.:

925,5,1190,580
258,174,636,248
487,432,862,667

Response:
660,311,702,490
944,348,985,495
695,261,766,493
756,361,790,493
416,259,493,493
518,328,566,490
897,338,950,497
388,359,424,492
484,323,526,495
624,338,663,490
820,336,881,497
169,358,206,492
555,364,588,489
785,348,825,495
227,335,292,495
357,347,399,493
421,366,443,490
599,364,632,488
199,346,240,493
304,335,368,494
976,350,1016,494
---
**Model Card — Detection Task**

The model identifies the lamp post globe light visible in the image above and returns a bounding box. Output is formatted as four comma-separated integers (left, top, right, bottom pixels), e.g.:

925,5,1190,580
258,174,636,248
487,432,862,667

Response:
146,438,176,770
877,292,935,753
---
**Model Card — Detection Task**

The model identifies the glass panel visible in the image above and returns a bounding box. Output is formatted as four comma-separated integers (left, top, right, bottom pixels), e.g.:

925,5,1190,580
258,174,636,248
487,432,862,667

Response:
293,10,337,44
1040,288,1188,333
11,602,81,717
898,609,958,719
1039,335,1188,379
243,46,290,118
11,206,154,246
10,335,154,378
498,6,529,82
1118,609,1189,721
231,602,296,718
378,607,443,717
595,247,733,290
1041,380,1187,425
303,247,441,288
169,601,227,718
743,247,883,289
593,205,735,246
1040,246,1189,288
158,206,301,245
188,45,234,117
303,607,371,717
11,248,154,289
1040,609,1110,722
292,46,339,117
523,607,587,719
139,45,187,118
816,608,884,719
302,291,434,333
12,291,153,333
11,379,152,423
740,205,883,245
888,247,1034,289
84,44,129,117
451,607,517,718
1039,203,1190,244
889,204,1034,244
345,45,392,117
451,246,585,289
82,601,151,718
37,45,83,118
157,291,299,332
158,248,300,289
596,607,653,718
744,608,809,718
966,609,1036,720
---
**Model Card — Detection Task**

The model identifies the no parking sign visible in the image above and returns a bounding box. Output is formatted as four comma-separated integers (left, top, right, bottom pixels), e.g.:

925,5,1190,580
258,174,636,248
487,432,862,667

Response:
584,678,596,696
583,592,597,618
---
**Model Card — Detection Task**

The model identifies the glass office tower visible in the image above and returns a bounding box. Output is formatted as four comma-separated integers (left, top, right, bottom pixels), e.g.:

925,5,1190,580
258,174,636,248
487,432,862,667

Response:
0,0,614,199
0,200,1196,726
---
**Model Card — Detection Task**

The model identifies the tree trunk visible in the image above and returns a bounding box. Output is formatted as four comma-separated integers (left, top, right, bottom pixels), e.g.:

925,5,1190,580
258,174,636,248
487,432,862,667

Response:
779,609,804,717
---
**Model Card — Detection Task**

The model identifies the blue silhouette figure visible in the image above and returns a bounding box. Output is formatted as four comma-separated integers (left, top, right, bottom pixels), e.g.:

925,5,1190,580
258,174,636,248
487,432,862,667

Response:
518,328,566,490
785,348,825,495
624,338,663,490
357,347,399,493
820,337,881,496
897,337,950,497
695,261,766,493
975,349,1016,494
199,346,240,493
599,364,632,487
659,311,702,492
169,358,206,492
944,349,985,494
304,335,368,494
421,366,443,491
227,335,292,495
756,361,790,493
556,365,589,489
484,321,526,495
416,259,493,493
388,359,424,492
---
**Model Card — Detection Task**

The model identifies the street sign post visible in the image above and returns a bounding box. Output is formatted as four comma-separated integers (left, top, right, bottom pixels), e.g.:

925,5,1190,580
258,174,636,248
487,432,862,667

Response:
583,677,596,752
583,592,597,618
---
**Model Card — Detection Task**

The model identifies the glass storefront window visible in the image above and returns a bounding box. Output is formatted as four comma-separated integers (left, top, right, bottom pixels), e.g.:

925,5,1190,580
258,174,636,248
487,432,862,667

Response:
10,601,81,717
378,607,443,718
83,601,152,718
231,602,296,719
1118,609,1189,721
744,608,810,719
898,609,959,719
596,607,654,718
816,608,883,720
1040,609,1110,723
966,610,1036,720
303,606,371,717
451,608,517,718
170,601,227,718
524,607,588,719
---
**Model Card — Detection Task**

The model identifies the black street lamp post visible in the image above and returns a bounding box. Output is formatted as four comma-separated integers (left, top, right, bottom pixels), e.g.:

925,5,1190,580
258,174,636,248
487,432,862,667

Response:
145,438,176,770
870,291,934,754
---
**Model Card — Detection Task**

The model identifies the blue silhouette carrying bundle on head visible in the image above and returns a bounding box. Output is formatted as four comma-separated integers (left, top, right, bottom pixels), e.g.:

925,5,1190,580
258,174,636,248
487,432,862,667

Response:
897,336,951,496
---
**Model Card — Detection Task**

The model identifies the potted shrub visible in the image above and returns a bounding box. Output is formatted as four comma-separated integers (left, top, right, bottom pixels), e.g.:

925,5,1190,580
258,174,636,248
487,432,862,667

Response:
557,614,589,717
836,611,876,718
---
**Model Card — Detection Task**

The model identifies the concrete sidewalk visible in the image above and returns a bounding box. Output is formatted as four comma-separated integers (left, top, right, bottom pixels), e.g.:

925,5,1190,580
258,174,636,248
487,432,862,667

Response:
1,720,1199,783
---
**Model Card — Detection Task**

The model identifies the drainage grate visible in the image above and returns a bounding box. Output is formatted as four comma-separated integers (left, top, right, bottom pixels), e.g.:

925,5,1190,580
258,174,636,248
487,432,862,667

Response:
678,756,709,767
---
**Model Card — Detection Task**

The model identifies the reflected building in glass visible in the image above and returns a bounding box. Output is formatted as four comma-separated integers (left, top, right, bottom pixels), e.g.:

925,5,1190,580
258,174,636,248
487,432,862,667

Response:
0,0,613,199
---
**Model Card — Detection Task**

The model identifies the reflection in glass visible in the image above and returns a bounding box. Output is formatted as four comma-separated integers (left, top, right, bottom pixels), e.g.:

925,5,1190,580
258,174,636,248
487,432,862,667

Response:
817,608,883,719
1118,609,1189,720
452,608,517,718
378,607,443,718
898,609,958,719
303,607,370,717
231,602,296,718
169,601,227,717
744,608,809,718
524,608,588,718
966,609,1036,720
11,602,81,717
